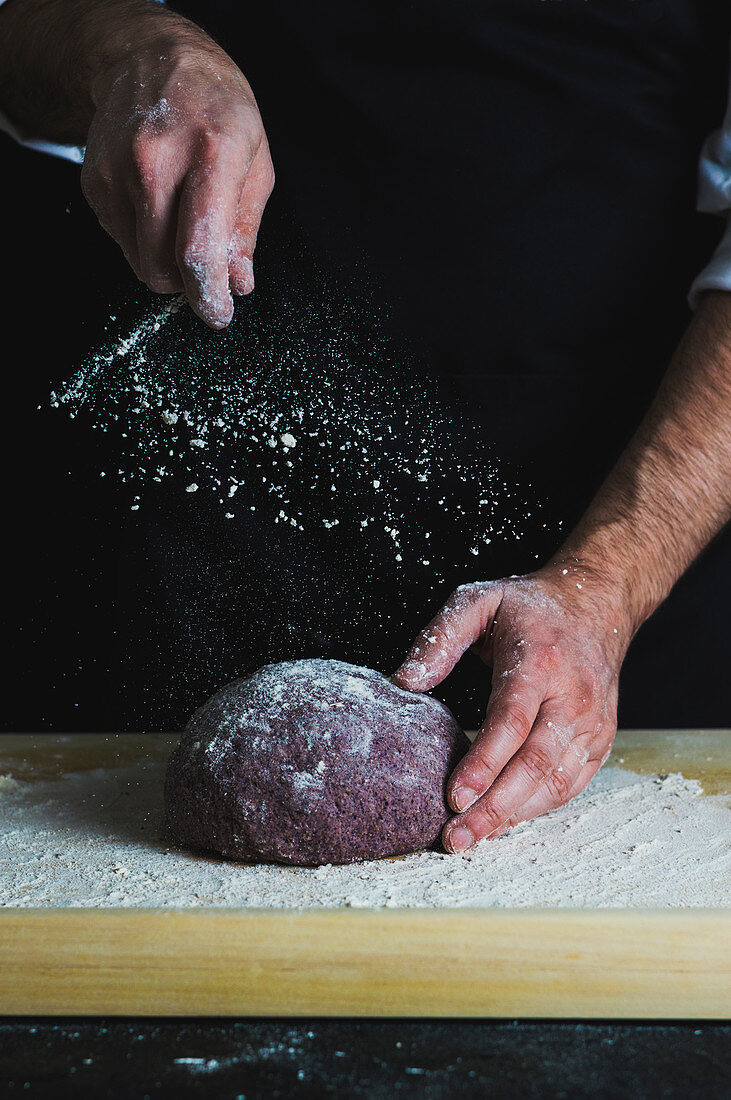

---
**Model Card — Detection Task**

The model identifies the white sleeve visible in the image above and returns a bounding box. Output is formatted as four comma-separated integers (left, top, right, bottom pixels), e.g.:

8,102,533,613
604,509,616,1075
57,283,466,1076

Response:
0,106,85,163
688,45,731,307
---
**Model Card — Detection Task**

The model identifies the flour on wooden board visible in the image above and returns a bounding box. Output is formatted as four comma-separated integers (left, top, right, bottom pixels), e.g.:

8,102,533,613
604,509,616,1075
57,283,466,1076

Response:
1,761,728,909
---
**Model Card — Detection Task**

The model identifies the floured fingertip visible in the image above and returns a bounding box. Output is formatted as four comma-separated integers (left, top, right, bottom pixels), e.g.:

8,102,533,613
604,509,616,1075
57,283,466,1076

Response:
391,659,428,690
230,255,255,296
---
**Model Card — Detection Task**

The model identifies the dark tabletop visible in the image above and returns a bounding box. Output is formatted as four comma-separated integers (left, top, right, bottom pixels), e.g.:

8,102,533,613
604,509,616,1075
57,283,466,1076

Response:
1,1018,730,1099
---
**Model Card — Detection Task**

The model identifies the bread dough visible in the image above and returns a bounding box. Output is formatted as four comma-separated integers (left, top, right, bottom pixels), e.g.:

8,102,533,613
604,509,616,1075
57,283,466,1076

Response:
164,659,469,866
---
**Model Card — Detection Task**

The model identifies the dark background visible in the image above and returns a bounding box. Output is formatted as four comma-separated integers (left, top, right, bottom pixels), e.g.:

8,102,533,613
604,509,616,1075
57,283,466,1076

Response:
3,136,135,731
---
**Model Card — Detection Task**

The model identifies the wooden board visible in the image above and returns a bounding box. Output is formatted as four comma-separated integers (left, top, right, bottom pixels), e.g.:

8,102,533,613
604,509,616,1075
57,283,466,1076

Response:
0,730,729,1019
2,908,729,1019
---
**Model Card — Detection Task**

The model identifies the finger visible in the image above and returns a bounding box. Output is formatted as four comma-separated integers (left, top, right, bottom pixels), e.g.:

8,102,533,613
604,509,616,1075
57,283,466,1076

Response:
132,152,185,293
444,713,587,851
392,582,503,692
477,703,617,836
176,133,254,328
446,657,547,812
125,131,186,293
228,137,274,296
486,755,603,837
135,187,185,293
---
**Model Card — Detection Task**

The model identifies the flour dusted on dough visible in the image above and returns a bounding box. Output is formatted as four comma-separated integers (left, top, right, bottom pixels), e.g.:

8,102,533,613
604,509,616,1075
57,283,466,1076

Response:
164,659,470,866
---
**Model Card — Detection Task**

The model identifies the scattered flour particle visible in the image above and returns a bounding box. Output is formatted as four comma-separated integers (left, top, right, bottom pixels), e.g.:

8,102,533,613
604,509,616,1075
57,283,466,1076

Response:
186,483,198,493
280,433,297,448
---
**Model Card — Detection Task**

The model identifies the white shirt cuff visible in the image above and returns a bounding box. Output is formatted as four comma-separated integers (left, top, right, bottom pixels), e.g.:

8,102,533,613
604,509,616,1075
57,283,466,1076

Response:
689,44,731,308
688,214,731,307
0,107,85,162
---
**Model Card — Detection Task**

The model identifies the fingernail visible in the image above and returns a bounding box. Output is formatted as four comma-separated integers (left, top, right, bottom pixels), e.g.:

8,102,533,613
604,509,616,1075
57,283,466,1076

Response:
195,288,234,329
394,659,426,684
452,787,478,813
446,824,475,853
242,258,254,293
232,257,254,296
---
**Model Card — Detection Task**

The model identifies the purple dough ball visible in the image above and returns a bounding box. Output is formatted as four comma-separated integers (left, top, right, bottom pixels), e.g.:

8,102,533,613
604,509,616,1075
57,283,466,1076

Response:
164,658,470,866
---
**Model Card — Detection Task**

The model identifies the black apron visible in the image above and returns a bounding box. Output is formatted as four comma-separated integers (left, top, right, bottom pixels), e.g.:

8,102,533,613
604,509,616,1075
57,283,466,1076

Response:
119,0,730,731
174,0,727,470
9,1,729,731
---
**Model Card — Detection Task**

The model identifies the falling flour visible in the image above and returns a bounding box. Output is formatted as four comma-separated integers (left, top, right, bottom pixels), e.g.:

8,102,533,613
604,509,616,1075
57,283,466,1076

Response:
1,759,728,909
47,286,554,579
41,281,564,722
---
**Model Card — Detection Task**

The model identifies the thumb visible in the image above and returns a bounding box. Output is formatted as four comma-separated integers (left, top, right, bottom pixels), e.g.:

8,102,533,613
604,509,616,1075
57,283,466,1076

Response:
392,581,504,692
228,139,274,296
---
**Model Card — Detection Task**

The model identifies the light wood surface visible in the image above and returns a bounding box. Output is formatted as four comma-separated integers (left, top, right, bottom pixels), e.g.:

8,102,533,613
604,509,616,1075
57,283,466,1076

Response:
0,730,728,1019
2,908,729,1018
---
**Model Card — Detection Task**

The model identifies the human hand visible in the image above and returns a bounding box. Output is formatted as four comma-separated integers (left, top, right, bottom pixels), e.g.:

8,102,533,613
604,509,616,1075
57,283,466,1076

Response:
392,566,634,852
81,35,273,328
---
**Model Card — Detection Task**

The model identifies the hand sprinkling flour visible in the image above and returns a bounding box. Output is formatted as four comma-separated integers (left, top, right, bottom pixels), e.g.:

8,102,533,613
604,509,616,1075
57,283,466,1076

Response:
77,8,275,328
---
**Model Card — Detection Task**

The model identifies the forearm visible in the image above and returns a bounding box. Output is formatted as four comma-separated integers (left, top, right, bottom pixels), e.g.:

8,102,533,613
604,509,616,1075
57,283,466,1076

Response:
552,289,731,636
394,300,731,845
0,0,215,142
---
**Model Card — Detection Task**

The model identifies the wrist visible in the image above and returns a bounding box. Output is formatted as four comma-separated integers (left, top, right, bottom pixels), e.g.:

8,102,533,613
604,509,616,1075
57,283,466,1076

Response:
538,546,641,653
549,519,664,638
88,19,218,107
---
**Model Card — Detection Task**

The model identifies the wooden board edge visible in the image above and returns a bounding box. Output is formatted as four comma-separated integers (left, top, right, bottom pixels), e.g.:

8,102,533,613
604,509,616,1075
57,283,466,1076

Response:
1,907,729,1019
